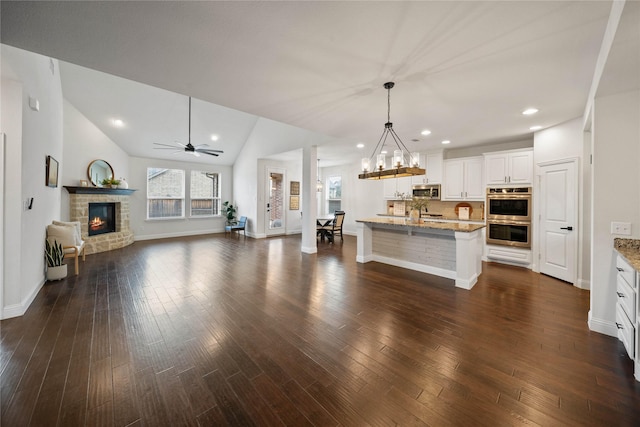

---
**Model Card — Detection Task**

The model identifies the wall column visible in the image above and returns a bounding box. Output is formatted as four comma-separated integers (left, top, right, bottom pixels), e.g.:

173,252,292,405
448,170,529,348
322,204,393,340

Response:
301,146,318,253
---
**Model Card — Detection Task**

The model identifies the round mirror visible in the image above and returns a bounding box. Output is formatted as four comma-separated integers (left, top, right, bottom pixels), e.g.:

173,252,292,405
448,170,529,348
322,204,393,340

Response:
87,160,114,187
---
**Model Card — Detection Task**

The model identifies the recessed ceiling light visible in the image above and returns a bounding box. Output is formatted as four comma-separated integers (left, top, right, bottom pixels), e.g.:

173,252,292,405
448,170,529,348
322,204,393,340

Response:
522,108,539,115
112,119,124,127
421,129,432,136
529,125,542,131
381,150,388,154
210,134,219,141
356,143,365,148
441,140,451,145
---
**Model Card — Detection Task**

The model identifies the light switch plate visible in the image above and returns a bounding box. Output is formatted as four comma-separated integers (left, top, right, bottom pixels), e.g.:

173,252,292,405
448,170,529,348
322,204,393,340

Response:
611,221,632,235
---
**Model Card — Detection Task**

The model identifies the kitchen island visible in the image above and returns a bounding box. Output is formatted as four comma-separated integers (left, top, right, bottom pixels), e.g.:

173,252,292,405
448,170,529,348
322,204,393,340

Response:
355,218,485,290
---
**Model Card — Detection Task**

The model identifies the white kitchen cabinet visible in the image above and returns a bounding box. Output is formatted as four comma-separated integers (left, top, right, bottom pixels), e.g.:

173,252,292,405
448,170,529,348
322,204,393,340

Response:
383,176,412,199
484,149,533,185
411,152,443,185
616,254,637,360
443,156,484,200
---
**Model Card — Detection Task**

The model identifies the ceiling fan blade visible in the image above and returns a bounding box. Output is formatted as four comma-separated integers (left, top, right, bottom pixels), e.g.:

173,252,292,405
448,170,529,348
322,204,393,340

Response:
196,148,224,154
154,97,222,159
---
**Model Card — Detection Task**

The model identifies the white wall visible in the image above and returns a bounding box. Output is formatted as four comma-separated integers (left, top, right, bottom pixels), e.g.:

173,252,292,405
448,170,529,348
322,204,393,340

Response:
533,117,588,286
589,89,640,336
128,156,232,240
61,98,130,220
534,118,585,164
444,138,533,159
1,45,64,319
321,162,383,235
233,117,331,238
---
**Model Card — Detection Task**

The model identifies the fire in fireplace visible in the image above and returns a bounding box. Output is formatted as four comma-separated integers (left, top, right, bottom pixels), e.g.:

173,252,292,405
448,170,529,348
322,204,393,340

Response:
88,202,116,236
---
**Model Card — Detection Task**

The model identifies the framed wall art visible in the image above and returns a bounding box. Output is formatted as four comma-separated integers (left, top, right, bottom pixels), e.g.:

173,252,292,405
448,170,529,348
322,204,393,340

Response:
290,181,300,195
46,155,59,188
290,195,299,210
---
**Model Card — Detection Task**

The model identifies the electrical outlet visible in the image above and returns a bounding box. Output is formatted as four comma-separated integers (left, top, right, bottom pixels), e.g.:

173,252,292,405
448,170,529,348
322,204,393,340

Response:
611,221,632,236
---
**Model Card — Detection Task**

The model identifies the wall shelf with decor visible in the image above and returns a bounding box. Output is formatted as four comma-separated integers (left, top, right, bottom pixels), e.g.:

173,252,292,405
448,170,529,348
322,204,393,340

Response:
63,186,136,195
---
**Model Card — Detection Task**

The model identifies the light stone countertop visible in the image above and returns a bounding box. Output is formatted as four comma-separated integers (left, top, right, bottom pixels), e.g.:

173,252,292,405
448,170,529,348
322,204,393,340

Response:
614,238,640,272
356,217,486,233
377,213,485,223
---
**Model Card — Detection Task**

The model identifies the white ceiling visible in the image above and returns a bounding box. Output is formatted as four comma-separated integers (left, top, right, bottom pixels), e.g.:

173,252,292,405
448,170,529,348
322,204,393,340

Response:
1,1,637,167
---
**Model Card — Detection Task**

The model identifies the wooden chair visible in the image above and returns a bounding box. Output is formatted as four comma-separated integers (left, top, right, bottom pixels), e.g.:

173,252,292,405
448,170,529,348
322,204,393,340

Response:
47,221,86,275
226,216,247,237
320,211,345,243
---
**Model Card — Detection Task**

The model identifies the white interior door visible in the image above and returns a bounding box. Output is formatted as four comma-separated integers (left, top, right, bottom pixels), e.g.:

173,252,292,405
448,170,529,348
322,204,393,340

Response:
539,160,577,283
266,168,285,236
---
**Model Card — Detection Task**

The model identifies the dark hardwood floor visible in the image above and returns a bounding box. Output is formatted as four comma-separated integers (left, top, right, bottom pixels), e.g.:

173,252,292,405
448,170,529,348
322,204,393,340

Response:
2,233,640,426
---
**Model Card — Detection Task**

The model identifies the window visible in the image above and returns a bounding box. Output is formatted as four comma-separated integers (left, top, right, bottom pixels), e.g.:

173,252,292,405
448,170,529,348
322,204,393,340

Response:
326,175,342,214
147,168,185,219
190,171,221,217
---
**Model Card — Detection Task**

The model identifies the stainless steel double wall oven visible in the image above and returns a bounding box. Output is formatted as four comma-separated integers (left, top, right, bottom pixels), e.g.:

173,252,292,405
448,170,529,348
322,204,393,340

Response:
486,187,532,248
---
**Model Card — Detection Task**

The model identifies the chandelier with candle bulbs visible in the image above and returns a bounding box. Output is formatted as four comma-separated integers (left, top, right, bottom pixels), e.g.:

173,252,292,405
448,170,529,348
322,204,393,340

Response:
359,82,425,180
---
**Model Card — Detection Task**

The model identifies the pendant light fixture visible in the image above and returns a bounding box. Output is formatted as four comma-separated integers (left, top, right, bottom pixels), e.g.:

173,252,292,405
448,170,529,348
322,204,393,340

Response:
316,159,323,192
359,82,426,180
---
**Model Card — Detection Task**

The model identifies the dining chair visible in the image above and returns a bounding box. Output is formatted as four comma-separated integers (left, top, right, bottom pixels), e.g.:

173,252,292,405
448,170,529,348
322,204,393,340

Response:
226,216,247,237
320,211,345,243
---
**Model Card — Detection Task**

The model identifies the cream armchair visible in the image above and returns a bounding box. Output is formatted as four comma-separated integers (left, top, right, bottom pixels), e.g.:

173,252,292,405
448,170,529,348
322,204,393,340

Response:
46,221,86,275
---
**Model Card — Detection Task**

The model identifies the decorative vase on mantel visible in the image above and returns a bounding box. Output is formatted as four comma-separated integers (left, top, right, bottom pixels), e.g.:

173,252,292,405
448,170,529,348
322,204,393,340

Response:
118,178,129,189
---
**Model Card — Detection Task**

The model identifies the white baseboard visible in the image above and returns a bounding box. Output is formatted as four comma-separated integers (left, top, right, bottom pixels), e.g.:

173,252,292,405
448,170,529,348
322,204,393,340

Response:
134,228,223,241
301,245,317,254
588,310,617,337
456,273,478,290
576,278,590,290
2,277,45,320
356,254,374,263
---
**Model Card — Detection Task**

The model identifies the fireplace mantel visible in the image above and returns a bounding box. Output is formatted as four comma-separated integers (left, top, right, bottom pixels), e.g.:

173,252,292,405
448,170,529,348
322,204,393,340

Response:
64,186,136,195
67,191,135,255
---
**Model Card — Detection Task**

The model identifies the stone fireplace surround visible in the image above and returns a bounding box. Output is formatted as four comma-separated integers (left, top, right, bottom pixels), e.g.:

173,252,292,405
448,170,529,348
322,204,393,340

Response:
65,187,135,255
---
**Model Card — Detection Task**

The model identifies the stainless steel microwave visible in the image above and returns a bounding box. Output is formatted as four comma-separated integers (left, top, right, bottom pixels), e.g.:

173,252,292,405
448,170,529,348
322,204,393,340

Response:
412,184,440,200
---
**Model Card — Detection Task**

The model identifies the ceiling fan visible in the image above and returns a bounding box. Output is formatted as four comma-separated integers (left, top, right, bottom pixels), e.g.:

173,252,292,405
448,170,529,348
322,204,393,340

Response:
153,96,224,157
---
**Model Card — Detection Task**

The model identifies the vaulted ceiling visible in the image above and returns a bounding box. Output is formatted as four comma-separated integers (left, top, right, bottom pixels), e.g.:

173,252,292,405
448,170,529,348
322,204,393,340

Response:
2,1,637,166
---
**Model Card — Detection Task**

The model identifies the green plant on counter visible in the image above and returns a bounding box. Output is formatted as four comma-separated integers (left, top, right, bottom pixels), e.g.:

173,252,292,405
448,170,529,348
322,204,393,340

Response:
408,197,430,214
45,239,65,267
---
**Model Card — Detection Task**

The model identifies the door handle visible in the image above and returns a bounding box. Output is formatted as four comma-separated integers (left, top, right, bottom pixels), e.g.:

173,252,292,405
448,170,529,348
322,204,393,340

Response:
560,226,573,231
617,292,625,298
616,322,623,330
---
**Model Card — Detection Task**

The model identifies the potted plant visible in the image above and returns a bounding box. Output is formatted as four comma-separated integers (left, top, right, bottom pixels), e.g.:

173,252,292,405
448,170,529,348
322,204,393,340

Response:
45,239,67,281
408,197,430,223
100,178,121,188
222,201,237,225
